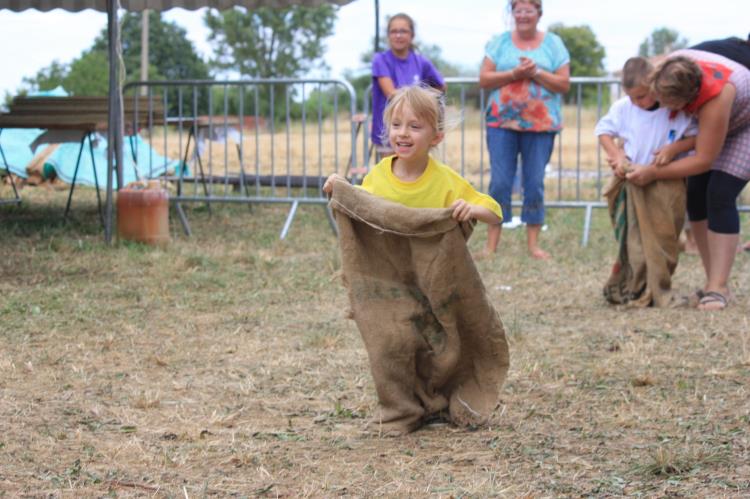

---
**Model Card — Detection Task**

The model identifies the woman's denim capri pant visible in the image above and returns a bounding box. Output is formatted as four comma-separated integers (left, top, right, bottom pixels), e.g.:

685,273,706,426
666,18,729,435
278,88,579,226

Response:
486,127,556,225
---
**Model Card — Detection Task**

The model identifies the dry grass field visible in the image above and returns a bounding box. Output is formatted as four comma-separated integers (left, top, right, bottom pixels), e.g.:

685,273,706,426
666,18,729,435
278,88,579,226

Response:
1,185,749,497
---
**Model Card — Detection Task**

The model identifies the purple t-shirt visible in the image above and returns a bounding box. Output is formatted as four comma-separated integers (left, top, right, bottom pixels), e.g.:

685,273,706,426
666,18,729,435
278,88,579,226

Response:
371,50,445,145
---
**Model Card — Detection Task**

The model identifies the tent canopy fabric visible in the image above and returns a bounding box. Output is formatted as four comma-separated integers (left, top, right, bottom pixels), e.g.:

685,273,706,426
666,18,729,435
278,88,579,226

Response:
0,0,353,11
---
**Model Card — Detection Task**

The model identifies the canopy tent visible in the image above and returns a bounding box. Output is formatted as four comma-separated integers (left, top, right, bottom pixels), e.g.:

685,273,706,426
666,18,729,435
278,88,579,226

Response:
0,0,356,243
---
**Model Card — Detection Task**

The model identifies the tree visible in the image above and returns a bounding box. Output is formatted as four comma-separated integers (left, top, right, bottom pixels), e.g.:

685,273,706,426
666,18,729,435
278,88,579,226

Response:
20,60,69,95
204,5,338,78
639,28,689,57
21,12,209,101
418,43,467,78
548,23,606,78
548,23,606,104
62,51,111,96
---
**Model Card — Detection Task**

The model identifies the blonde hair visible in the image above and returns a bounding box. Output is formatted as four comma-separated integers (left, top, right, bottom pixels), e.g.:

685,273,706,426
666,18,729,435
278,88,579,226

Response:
621,57,653,90
510,0,542,14
650,56,702,104
381,85,445,144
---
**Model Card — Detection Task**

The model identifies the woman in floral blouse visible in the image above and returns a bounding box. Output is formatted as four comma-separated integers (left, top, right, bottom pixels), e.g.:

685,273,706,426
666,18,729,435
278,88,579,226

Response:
478,0,570,259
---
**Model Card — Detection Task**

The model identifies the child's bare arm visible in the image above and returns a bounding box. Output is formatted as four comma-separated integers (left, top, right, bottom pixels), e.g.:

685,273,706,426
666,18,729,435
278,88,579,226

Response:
450,199,502,225
322,173,346,194
652,136,697,166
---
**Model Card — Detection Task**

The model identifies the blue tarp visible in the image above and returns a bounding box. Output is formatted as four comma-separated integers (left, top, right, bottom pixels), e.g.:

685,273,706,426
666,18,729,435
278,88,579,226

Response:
0,87,67,178
0,128,43,178
46,134,183,189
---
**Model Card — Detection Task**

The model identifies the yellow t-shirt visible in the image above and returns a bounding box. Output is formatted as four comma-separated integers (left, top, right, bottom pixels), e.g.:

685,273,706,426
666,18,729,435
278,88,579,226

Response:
360,156,503,221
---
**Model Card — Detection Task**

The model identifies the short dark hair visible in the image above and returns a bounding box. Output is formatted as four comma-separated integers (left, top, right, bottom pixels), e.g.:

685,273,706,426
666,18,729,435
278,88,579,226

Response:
621,57,653,90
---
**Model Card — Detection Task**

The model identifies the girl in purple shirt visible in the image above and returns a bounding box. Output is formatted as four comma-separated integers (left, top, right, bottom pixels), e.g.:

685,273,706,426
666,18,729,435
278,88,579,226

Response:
371,13,446,158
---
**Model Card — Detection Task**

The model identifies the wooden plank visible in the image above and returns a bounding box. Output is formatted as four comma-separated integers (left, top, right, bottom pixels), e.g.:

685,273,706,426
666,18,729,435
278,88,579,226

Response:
0,115,101,130
8,96,165,122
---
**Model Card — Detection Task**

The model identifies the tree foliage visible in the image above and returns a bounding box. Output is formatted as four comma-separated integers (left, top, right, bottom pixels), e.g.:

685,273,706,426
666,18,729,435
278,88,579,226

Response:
204,5,337,78
20,61,69,95
548,23,606,78
548,23,607,104
638,27,689,57
20,12,208,98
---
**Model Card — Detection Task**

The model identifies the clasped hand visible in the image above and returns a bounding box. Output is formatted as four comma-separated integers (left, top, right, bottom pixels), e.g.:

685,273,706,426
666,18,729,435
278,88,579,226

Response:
651,143,677,166
322,173,344,194
451,199,480,222
611,143,677,185
606,152,630,179
514,57,538,80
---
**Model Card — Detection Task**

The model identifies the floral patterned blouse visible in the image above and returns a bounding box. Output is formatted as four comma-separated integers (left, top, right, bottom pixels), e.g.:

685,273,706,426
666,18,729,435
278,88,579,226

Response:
484,31,570,132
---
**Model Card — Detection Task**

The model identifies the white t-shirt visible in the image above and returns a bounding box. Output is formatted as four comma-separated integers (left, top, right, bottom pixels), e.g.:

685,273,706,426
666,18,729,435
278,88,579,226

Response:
595,97,698,165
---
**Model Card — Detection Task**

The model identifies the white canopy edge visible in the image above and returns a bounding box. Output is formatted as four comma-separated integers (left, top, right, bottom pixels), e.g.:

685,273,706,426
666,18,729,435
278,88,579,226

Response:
0,0,353,12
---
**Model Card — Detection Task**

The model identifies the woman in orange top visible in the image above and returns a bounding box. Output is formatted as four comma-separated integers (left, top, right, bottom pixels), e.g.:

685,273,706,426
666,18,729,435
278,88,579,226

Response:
627,50,750,310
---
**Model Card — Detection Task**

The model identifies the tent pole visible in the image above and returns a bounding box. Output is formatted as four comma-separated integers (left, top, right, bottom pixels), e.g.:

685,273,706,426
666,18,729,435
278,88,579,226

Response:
105,0,124,245
374,0,379,53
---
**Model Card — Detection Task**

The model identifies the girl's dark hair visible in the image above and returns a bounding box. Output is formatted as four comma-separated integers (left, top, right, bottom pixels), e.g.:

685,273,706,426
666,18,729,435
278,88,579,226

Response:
387,12,415,37
387,13,416,51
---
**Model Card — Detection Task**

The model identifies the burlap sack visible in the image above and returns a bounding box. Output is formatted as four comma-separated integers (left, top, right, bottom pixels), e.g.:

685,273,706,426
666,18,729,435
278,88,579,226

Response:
329,179,509,435
603,176,686,307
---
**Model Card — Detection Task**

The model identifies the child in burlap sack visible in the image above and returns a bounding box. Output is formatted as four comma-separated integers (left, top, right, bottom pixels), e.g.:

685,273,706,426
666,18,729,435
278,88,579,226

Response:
325,85,502,225
596,57,697,307
323,86,509,435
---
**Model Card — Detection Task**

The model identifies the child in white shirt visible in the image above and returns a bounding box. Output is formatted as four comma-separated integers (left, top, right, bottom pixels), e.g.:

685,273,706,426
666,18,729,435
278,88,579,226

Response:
596,57,697,307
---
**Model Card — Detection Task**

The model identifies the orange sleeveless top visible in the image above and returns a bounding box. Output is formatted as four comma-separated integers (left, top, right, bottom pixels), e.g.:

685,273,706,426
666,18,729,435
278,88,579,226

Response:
684,60,733,113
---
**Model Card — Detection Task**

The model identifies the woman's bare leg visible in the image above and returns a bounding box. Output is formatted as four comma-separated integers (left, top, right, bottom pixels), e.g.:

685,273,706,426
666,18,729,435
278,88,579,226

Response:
698,230,738,310
705,230,738,293
690,219,711,287
527,224,550,260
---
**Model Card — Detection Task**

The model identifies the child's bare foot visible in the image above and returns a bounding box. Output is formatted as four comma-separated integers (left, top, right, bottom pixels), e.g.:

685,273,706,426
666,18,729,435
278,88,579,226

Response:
529,247,551,260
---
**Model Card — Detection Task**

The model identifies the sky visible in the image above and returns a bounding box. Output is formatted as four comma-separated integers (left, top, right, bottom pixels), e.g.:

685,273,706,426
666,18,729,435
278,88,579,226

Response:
0,0,748,97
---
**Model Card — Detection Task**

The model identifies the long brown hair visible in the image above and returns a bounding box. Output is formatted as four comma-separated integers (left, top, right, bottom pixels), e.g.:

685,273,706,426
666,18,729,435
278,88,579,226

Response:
650,56,702,104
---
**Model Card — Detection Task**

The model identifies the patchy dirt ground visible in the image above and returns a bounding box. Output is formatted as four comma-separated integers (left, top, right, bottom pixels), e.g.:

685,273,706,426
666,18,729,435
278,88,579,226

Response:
1,188,749,497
